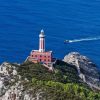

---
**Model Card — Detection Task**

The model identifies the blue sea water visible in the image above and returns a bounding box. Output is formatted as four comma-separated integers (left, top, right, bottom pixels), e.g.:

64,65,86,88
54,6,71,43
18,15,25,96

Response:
0,0,100,68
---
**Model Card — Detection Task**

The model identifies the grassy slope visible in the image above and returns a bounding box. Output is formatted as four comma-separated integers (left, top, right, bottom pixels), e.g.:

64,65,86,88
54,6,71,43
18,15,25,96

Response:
15,60,100,100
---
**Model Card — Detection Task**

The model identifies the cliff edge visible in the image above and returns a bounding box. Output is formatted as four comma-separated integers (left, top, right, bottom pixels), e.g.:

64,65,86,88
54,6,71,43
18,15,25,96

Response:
0,52,99,100
63,52,100,90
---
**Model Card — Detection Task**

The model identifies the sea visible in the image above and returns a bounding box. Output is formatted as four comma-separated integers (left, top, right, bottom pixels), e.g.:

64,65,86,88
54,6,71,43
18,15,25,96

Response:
0,0,100,69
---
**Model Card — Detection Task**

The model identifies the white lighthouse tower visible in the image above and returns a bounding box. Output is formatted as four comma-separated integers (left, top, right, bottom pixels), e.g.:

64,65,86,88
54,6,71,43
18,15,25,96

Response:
28,29,54,65
39,29,45,52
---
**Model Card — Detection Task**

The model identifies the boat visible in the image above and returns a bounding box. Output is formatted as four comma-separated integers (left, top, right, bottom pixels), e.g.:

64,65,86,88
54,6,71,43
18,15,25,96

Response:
64,40,70,43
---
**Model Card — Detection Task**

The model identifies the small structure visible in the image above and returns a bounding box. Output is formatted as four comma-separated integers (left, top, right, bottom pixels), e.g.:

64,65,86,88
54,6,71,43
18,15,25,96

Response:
27,30,54,65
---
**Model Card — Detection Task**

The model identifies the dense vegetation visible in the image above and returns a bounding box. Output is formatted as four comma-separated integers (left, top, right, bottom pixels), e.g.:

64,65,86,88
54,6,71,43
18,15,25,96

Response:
16,60,100,100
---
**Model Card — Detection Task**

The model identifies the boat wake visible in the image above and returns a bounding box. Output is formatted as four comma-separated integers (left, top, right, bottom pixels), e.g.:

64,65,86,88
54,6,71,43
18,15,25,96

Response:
65,37,100,43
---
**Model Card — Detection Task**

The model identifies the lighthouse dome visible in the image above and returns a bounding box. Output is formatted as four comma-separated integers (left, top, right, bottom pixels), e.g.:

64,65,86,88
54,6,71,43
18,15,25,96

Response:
39,29,45,38
41,29,44,33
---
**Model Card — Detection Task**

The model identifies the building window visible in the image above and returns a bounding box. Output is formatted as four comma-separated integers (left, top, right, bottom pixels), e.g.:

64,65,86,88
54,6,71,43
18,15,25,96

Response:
35,55,37,57
32,55,34,57
40,55,42,57
44,59,46,61
48,56,50,58
40,59,41,62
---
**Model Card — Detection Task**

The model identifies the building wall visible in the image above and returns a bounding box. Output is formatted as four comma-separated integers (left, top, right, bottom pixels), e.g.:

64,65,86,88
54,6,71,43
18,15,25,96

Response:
30,51,52,64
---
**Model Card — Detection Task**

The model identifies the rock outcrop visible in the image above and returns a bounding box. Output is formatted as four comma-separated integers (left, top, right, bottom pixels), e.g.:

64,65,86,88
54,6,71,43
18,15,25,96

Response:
0,53,100,100
63,52,100,90
0,62,48,100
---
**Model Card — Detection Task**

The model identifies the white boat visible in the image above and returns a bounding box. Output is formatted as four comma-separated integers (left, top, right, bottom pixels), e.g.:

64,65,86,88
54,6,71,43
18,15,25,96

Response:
64,40,70,43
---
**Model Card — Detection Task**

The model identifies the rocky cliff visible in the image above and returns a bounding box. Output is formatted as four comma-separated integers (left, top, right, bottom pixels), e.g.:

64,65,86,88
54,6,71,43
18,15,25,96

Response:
0,53,99,100
0,62,48,100
63,52,100,90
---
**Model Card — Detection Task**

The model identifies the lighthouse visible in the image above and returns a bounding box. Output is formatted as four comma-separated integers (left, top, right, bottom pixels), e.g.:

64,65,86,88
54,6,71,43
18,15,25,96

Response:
39,29,45,52
28,29,53,65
